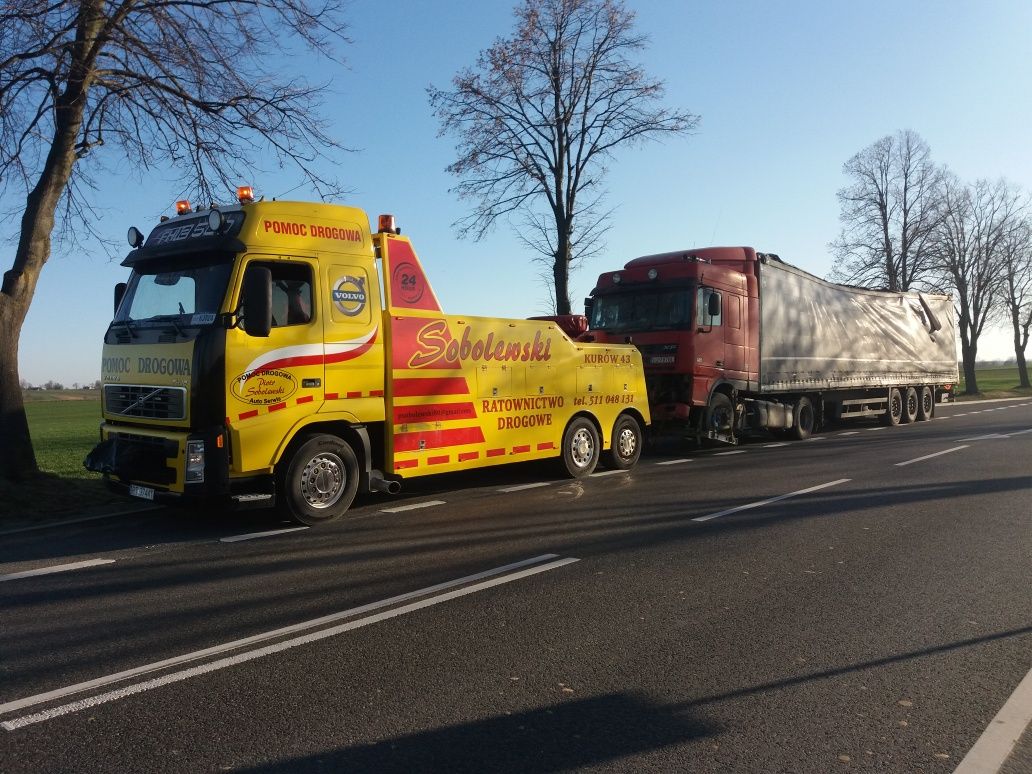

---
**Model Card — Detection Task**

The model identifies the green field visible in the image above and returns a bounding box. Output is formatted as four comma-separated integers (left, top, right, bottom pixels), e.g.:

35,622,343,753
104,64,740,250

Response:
956,365,1031,398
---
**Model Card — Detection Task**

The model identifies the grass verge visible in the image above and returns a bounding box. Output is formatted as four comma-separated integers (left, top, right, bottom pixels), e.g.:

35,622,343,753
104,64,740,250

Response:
956,366,1032,401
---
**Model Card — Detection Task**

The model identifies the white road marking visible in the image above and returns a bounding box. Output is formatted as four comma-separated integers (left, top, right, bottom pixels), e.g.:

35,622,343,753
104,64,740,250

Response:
959,434,1009,442
955,413,968,416
806,436,826,441
220,527,308,543
1007,428,1032,437
692,479,851,523
655,458,692,466
380,500,447,513
715,450,746,456
497,482,551,493
0,554,563,718
866,426,888,431
590,469,630,477
837,431,859,436
895,445,969,467
954,664,1032,774
0,559,115,583
763,442,788,448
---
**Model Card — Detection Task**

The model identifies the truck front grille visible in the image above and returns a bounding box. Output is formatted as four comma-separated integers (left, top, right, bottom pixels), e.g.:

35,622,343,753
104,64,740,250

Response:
104,384,186,420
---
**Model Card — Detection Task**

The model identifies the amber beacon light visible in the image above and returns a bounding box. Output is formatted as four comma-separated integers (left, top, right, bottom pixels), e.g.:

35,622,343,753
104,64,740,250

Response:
237,185,255,204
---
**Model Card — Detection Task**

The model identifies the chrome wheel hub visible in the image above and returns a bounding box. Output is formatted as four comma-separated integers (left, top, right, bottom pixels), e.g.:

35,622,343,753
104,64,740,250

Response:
299,453,345,509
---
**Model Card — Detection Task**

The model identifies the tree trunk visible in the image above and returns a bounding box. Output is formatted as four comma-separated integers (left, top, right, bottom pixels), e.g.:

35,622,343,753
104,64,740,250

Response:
960,340,979,395
0,291,37,481
1012,308,1030,388
553,225,572,315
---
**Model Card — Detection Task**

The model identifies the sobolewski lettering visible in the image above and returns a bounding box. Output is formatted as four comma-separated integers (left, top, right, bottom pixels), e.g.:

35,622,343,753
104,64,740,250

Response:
409,320,552,369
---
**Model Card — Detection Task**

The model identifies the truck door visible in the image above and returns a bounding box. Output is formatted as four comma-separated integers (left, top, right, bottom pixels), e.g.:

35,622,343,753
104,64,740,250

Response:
723,292,748,380
693,287,724,403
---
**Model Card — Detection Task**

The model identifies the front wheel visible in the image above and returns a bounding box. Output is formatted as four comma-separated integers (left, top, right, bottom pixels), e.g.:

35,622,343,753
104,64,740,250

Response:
604,414,643,470
560,417,600,478
279,434,360,525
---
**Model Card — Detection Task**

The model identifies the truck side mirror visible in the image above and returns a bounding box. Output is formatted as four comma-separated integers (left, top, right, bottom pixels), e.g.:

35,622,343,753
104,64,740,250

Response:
584,297,594,320
242,266,272,338
708,293,721,318
114,283,127,316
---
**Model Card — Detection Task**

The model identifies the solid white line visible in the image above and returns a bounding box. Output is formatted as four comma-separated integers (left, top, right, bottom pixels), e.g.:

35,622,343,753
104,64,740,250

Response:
590,469,629,477
0,559,115,583
692,479,851,523
1,556,579,731
837,431,859,436
895,445,969,467
1006,428,1032,437
655,458,692,466
380,500,447,513
0,553,560,716
219,527,308,543
497,482,551,493
955,413,968,416
763,442,788,448
954,665,1032,774
715,450,746,456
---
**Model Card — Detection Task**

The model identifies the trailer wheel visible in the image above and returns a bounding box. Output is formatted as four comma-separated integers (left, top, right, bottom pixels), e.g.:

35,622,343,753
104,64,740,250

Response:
279,434,360,525
790,396,815,440
560,417,600,478
881,388,902,426
604,414,643,470
916,386,934,421
901,387,919,423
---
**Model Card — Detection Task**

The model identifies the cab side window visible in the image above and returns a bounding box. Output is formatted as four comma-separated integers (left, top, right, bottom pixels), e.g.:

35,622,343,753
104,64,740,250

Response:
697,288,722,327
244,261,313,328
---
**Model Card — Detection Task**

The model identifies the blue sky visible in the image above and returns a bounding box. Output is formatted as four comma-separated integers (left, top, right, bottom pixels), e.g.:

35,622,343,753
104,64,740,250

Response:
10,0,1032,385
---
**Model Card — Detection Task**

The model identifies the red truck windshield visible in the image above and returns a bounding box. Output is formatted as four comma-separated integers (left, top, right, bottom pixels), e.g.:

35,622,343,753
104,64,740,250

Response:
589,288,694,333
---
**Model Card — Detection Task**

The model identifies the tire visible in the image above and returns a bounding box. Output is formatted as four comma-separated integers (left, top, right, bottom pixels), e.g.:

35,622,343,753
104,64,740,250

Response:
706,392,735,441
916,386,934,421
604,414,643,470
279,434,360,525
790,396,815,440
881,388,902,426
560,416,600,478
901,386,919,423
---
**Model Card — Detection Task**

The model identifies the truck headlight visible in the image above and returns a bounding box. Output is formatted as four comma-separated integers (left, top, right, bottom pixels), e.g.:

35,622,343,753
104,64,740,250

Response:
186,440,205,483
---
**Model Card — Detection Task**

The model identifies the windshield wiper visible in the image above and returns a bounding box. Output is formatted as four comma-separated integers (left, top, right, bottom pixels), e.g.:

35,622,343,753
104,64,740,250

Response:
110,319,138,339
150,314,187,336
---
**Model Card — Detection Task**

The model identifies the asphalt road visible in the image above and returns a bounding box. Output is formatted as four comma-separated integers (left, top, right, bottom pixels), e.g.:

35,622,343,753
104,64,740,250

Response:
1,399,1030,773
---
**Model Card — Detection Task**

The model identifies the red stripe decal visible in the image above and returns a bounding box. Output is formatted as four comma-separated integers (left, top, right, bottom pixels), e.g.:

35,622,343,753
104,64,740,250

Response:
325,392,339,400
393,402,478,424
428,455,450,465
458,451,479,462
512,445,531,454
393,426,485,452
268,402,287,412
239,410,259,421
347,391,362,399
537,442,555,451
254,330,379,374
394,459,418,470
296,395,314,405
392,377,469,397
486,448,505,458
370,389,384,397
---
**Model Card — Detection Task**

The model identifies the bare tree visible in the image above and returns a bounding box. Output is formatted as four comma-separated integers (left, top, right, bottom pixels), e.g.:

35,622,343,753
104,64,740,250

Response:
830,130,943,291
934,175,1021,394
429,0,698,314
999,208,1032,387
0,0,349,482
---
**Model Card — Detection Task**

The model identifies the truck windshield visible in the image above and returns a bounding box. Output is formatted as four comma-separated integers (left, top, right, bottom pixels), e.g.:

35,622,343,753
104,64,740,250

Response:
589,288,694,333
115,259,233,325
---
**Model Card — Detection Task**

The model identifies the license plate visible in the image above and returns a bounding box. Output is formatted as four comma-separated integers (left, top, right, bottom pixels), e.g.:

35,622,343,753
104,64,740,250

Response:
129,484,155,501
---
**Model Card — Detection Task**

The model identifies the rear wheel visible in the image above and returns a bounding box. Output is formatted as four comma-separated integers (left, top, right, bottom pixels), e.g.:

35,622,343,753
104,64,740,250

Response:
604,414,643,470
279,434,360,525
790,396,815,440
901,386,919,423
916,386,934,421
560,417,600,478
881,388,902,426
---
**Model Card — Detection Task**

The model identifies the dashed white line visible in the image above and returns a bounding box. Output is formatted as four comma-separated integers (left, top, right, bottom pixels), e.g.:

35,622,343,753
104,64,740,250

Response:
715,450,747,456
220,527,308,543
837,431,859,436
866,426,888,431
895,445,969,467
764,442,789,448
691,478,851,523
590,469,630,477
806,436,826,441
0,559,116,583
497,482,551,493
1,555,579,730
380,500,447,513
954,664,1032,774
955,413,968,416
655,458,692,466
